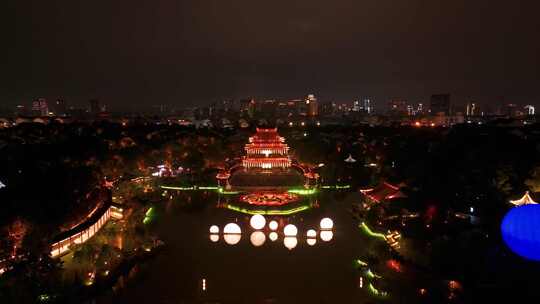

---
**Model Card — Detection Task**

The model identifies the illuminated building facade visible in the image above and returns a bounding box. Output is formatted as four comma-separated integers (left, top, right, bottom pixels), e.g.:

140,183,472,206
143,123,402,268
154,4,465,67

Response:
50,204,123,257
242,128,291,169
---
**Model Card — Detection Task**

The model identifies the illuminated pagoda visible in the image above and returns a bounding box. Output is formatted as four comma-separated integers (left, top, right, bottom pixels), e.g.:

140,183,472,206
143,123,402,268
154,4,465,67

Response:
509,191,537,207
242,128,291,169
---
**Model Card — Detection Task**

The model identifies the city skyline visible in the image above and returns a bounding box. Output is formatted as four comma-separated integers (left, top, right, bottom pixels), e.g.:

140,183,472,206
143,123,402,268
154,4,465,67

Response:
5,1,540,109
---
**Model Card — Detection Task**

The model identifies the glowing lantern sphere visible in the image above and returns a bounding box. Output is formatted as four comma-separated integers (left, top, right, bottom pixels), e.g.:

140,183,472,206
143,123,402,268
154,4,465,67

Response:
284,224,298,237
209,225,219,234
306,229,317,238
269,232,278,241
250,214,266,230
320,230,334,242
284,237,298,250
307,238,317,246
224,234,241,245
269,220,279,231
501,204,540,261
320,218,334,230
223,223,241,234
250,231,266,247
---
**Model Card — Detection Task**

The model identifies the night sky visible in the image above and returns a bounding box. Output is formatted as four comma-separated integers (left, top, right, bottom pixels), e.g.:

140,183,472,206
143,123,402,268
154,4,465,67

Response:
5,0,540,109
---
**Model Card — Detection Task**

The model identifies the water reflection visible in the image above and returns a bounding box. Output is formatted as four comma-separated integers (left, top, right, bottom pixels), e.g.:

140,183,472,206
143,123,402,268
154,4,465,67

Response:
208,217,334,247
250,231,266,247
320,230,334,242
284,237,298,250
224,234,241,245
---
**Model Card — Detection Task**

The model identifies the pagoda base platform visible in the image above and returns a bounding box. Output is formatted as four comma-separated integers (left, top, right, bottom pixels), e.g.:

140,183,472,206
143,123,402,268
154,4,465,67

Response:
229,168,304,188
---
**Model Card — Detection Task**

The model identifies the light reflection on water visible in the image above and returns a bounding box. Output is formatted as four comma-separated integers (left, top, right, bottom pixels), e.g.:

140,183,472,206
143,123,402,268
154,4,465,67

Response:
223,233,241,245
284,236,298,250
250,231,266,247
100,192,378,304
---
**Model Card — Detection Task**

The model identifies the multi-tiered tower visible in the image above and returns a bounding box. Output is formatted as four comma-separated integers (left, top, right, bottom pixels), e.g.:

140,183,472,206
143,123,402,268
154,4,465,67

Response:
242,128,291,169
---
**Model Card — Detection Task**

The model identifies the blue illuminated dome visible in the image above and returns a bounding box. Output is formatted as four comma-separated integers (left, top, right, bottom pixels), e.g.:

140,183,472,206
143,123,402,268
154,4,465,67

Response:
501,204,540,261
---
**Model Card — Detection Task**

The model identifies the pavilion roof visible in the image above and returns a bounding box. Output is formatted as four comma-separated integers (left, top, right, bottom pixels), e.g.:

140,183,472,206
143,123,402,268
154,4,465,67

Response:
509,191,538,206
360,182,407,203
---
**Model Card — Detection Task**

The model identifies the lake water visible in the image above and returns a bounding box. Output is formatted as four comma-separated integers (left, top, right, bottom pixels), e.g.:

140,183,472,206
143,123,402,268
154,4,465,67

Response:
97,192,389,304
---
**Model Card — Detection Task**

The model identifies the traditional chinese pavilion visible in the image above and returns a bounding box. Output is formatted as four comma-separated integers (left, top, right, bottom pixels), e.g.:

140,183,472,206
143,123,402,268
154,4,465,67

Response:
242,128,291,169
360,182,407,203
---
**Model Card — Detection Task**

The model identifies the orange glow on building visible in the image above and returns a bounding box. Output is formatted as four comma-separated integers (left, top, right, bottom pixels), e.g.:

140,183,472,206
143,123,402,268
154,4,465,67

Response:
242,128,291,169
509,191,537,206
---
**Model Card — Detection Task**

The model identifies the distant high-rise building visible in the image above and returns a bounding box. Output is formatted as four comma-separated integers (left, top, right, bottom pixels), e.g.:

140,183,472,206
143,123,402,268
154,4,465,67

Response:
15,105,28,116
89,99,101,114
306,94,318,116
466,102,477,116
388,99,408,115
504,103,518,117
363,99,372,114
430,94,451,115
352,100,361,112
54,98,67,116
417,103,424,115
32,98,49,116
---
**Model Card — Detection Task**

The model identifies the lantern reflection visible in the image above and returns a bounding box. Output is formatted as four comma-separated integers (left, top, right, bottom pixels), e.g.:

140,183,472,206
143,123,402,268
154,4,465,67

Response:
284,236,298,250
320,230,333,242
224,234,241,245
209,234,219,242
250,231,266,247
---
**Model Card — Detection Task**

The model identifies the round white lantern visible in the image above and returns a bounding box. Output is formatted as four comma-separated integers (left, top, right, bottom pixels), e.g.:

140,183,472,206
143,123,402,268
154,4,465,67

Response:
209,225,219,234
268,220,279,231
223,223,241,234
250,231,266,247
320,218,334,230
284,224,298,237
250,214,266,230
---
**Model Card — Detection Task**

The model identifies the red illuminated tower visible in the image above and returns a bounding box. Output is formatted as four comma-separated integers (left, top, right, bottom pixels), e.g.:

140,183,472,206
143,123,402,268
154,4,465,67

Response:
242,128,291,169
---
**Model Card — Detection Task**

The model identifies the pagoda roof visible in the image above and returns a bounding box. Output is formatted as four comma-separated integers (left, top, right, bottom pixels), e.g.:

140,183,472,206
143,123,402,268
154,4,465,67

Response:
249,128,285,143
360,182,407,203
510,191,538,206
344,154,357,163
